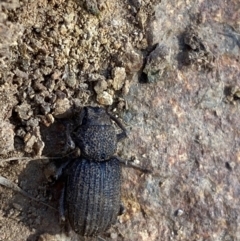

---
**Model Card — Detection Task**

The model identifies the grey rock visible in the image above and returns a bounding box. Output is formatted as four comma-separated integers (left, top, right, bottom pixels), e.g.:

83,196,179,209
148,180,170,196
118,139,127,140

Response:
143,43,171,83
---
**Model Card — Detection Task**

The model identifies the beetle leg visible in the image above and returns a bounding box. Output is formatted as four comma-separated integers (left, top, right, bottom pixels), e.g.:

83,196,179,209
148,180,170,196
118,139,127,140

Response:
45,159,72,182
115,156,152,174
59,185,66,223
64,123,75,152
107,112,127,141
118,203,126,216
97,236,107,241
116,132,127,142
56,159,74,179
59,185,72,236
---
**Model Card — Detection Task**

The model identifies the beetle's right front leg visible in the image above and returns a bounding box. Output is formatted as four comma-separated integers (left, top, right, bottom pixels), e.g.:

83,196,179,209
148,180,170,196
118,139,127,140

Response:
107,112,127,141
59,185,66,223
116,156,152,174
59,185,72,236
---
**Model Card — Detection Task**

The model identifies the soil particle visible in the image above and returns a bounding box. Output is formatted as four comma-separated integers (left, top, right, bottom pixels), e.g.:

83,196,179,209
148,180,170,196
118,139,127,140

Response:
122,43,143,74
96,90,114,106
112,67,127,91
0,121,15,155
52,98,72,118
94,78,108,95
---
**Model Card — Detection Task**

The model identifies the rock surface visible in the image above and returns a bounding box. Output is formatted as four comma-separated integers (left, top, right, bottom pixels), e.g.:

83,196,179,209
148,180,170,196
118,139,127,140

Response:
0,0,240,241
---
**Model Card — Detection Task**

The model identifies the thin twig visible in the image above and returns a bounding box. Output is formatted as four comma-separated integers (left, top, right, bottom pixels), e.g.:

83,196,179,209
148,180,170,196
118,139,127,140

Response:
0,150,78,163
0,175,57,211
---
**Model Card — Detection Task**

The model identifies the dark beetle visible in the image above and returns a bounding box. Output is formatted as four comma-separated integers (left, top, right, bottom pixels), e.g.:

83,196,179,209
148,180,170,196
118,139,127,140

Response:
59,106,127,237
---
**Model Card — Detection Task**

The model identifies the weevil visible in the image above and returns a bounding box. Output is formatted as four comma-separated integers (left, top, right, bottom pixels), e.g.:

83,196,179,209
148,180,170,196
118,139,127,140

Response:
57,106,127,237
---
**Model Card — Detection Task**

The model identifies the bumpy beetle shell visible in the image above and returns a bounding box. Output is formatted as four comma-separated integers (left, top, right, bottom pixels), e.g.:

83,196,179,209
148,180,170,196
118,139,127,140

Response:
65,157,121,236
75,107,117,161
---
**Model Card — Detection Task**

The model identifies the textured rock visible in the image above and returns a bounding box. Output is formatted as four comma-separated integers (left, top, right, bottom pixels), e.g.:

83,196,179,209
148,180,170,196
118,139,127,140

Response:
143,43,171,83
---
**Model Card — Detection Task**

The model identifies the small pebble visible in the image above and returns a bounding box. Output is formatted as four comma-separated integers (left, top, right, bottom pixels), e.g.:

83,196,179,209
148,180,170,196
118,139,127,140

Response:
53,98,71,118
175,209,184,216
96,91,113,105
94,79,108,94
15,102,33,120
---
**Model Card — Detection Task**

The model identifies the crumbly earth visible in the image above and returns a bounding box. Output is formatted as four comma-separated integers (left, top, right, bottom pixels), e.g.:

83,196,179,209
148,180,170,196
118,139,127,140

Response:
0,0,240,241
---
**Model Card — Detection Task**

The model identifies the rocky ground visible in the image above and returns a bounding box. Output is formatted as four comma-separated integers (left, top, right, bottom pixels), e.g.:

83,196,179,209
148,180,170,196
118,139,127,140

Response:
0,0,240,240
